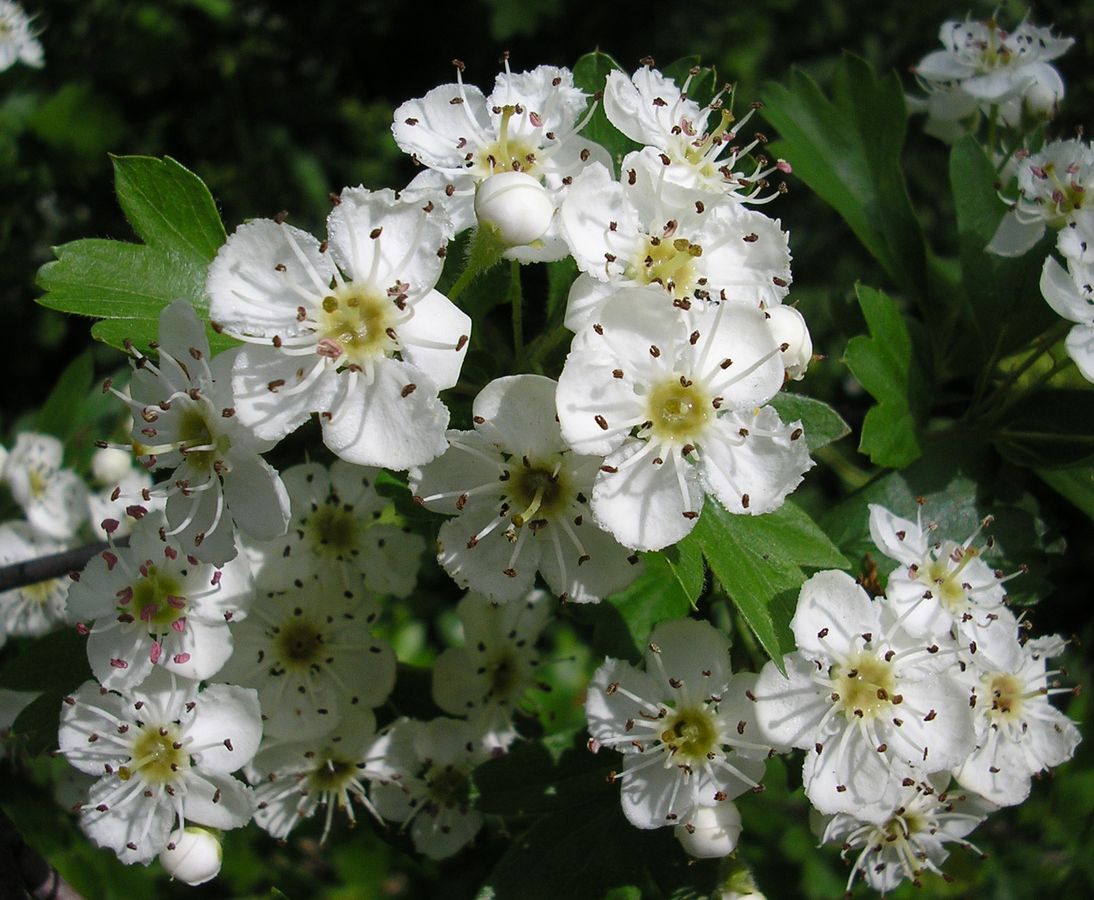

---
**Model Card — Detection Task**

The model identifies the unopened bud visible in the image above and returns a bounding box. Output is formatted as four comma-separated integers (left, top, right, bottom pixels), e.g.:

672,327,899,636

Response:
91,447,133,486
474,172,554,246
674,802,743,858
765,305,813,380
159,827,222,886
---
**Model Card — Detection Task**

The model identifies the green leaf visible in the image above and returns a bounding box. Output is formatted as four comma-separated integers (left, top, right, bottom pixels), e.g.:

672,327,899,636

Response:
476,740,614,816
572,51,641,173
768,393,851,452
1036,466,1094,520
843,284,929,467
663,536,705,605
37,156,229,354
692,499,848,670
993,389,1094,469
949,137,1056,363
0,630,91,693
11,692,65,756
35,351,94,441
761,55,927,299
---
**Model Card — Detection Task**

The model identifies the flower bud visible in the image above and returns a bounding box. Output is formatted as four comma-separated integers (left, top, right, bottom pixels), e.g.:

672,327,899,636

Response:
765,305,812,380
474,172,554,246
91,447,133,486
674,802,742,858
1024,80,1062,119
159,827,222,886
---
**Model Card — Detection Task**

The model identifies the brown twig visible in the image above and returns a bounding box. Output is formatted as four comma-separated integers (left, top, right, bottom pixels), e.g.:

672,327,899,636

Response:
0,537,130,594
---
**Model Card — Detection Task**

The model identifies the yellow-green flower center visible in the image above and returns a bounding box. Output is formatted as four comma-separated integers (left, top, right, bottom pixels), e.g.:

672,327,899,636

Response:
274,618,325,671
984,672,1025,724
130,566,186,629
507,459,571,526
121,724,188,785
176,406,229,472
425,764,470,808
308,755,359,793
647,379,712,443
631,235,702,298
660,707,719,760
317,285,398,367
833,652,896,721
305,505,359,557
473,105,540,177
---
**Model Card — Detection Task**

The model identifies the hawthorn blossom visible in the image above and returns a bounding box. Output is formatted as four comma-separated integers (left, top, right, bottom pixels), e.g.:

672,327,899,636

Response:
217,570,395,740
207,188,469,469
247,460,423,596
0,1,43,71
751,571,976,819
431,590,551,750
558,155,792,331
392,61,609,260
914,16,1073,137
556,287,811,551
868,503,1022,670
58,669,261,865
249,708,383,841
87,453,164,541
987,138,1094,257
0,521,69,636
108,300,290,565
674,801,743,858
1040,225,1094,382
67,515,254,690
603,64,789,203
816,777,993,894
2,432,87,540
954,635,1081,806
366,717,488,860
586,618,771,830
411,374,641,602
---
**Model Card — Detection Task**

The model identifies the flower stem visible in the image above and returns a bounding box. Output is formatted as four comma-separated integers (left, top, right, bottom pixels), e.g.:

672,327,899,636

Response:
447,226,506,303
508,259,524,363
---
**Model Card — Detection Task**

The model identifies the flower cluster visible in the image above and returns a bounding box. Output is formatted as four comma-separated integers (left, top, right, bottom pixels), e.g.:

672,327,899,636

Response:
587,502,1081,890
911,15,1073,141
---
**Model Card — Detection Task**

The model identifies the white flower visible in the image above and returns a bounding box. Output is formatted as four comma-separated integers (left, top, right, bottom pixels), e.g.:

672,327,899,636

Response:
110,300,290,565
207,188,469,469
217,570,395,740
246,460,424,596
432,590,551,751
954,635,1081,806
816,777,993,894
91,447,135,486
603,65,789,203
586,618,771,830
366,717,487,860
987,139,1094,257
556,287,811,551
58,669,261,865
67,515,254,689
392,61,609,260
751,571,976,819
674,800,743,858
1040,225,1094,382
248,708,382,841
0,521,69,637
558,156,792,331
0,1,43,71
411,374,642,602
158,826,222,886
914,16,1072,135
868,503,1022,670
2,432,87,540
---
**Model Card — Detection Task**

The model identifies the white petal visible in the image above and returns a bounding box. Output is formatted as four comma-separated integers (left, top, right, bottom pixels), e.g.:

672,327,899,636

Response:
222,454,290,542
207,219,333,335
592,442,704,551
585,658,666,745
751,654,830,752
398,289,471,391
392,83,492,171
987,212,1045,257
1066,323,1094,382
321,359,449,469
184,683,263,773
472,374,567,458
790,570,879,661
646,618,731,699
867,504,927,566
563,272,616,332
231,346,339,442
436,506,539,602
182,771,254,829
